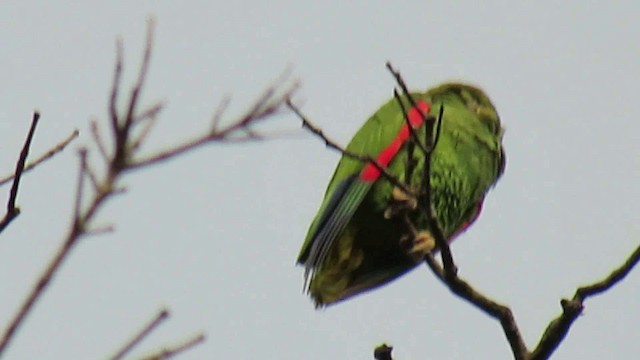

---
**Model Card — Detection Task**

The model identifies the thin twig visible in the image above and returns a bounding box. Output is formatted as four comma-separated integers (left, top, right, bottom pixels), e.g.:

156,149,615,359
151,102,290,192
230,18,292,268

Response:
210,95,231,132
128,76,297,171
74,149,88,222
130,114,158,153
110,309,170,360
110,39,124,135
392,89,417,196
385,62,412,104
139,333,206,360
386,62,438,153
432,105,444,150
422,107,456,277
576,244,640,299
133,102,164,124
0,112,39,233
84,161,101,193
0,128,79,187
286,99,415,197
385,63,455,276
85,224,116,236
530,243,640,359
91,120,111,164
392,88,428,155
122,19,155,135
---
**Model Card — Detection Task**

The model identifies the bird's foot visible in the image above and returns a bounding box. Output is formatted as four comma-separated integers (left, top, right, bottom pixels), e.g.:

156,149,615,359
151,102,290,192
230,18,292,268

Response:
384,187,418,219
401,231,436,263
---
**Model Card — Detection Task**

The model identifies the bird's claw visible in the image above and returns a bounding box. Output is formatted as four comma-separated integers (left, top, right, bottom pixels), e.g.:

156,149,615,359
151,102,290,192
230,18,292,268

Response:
384,187,418,219
401,231,436,263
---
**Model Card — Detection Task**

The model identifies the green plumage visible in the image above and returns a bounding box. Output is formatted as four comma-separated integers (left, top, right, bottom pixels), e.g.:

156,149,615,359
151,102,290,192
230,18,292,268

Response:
298,83,505,307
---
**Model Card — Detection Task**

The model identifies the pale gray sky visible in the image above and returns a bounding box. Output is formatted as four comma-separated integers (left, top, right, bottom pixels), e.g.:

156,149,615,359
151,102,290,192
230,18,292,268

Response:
1,1,639,359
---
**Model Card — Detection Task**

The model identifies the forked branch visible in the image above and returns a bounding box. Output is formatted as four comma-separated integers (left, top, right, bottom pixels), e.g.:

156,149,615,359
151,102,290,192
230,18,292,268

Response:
110,309,170,360
108,308,204,360
0,128,79,187
0,18,296,357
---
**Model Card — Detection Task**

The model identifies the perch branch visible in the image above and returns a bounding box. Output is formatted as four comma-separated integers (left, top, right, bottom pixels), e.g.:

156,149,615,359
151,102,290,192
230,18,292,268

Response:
286,99,414,197
424,255,529,359
387,63,529,359
385,63,454,276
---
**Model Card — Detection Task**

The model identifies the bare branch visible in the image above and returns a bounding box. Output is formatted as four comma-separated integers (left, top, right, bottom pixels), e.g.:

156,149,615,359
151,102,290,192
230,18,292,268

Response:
576,244,640,298
139,333,206,360
122,19,155,136
110,39,124,135
133,102,164,124
424,255,529,359
83,159,101,193
286,99,414,197
530,243,640,359
127,75,298,170
129,112,159,153
392,88,428,156
0,112,39,234
0,128,78,187
74,148,88,222
385,63,455,274
110,309,170,360
0,19,294,356
85,224,116,237
91,119,111,164
210,95,231,132
385,62,412,103
421,106,456,276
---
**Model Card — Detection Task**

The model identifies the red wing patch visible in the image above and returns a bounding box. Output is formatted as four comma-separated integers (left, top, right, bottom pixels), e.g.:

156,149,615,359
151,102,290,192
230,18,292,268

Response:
360,101,431,182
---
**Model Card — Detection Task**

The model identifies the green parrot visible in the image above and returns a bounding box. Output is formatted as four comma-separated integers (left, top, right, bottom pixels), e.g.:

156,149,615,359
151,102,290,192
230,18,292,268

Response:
297,83,505,307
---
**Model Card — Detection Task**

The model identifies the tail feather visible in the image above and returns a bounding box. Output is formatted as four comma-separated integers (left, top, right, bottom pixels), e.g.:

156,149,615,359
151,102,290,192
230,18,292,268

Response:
303,177,372,287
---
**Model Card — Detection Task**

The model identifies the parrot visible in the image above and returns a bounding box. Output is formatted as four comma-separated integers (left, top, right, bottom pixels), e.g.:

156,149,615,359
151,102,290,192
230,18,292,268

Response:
297,82,505,307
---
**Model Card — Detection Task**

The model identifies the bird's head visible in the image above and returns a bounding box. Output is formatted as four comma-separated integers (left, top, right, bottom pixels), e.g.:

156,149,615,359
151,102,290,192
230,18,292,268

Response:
427,82,506,178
